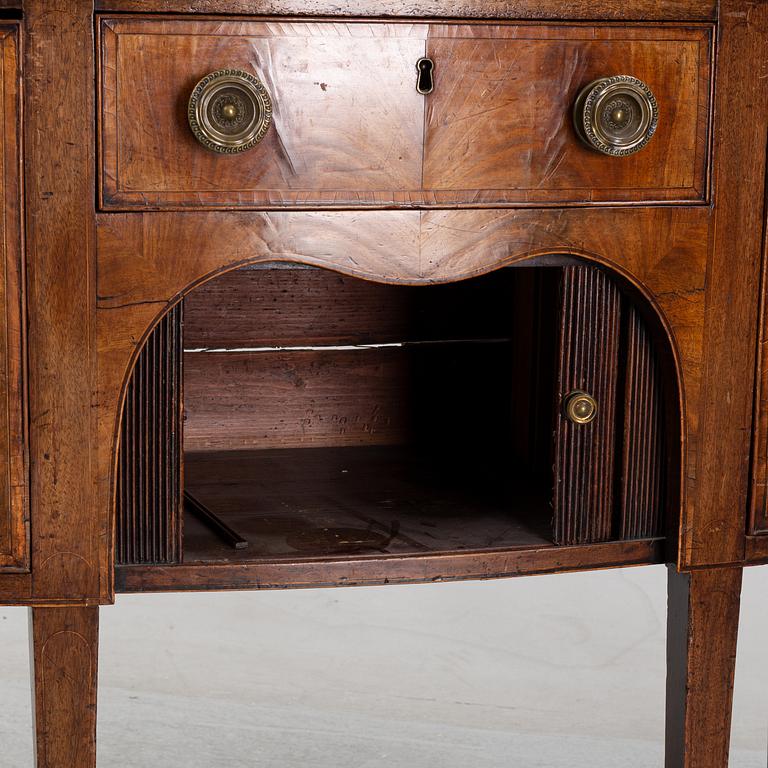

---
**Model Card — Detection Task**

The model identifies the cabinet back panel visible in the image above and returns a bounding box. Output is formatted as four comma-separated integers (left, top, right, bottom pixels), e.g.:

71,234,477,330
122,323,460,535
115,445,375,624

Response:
183,266,535,453
183,266,525,349
184,344,520,452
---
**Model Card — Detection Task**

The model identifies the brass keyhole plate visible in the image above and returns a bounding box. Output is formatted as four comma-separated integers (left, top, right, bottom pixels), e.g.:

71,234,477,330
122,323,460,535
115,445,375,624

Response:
416,57,434,95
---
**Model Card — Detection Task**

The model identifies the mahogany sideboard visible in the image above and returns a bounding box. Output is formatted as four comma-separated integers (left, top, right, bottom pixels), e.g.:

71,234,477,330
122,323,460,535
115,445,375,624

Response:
2,0,768,765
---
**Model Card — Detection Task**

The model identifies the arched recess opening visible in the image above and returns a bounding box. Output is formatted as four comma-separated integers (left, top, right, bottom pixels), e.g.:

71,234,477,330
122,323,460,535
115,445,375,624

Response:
114,257,680,585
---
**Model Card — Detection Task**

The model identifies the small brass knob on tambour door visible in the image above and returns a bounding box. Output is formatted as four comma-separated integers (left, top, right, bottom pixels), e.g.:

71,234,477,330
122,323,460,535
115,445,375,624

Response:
187,68,273,154
573,75,658,156
564,391,598,425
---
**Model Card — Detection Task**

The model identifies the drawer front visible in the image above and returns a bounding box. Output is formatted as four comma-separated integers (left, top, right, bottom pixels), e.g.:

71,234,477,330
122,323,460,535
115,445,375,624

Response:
99,19,712,210
100,19,427,209
0,25,28,571
424,25,712,204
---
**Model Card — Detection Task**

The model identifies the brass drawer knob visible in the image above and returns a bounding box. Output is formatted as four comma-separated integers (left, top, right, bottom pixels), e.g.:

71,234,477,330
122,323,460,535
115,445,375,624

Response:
564,391,598,425
188,69,272,154
573,75,658,156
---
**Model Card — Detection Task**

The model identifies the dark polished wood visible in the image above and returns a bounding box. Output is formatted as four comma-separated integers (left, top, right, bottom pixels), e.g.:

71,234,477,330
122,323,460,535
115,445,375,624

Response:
30,606,99,768
665,566,742,768
553,266,620,544
0,23,27,573
620,304,666,540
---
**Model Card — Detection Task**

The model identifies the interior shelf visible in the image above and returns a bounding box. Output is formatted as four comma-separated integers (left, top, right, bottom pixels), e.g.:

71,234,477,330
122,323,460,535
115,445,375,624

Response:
182,445,552,563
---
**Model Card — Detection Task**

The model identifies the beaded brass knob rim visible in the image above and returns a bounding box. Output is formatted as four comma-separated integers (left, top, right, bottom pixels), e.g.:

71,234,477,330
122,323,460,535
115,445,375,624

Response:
188,69,272,154
573,75,658,156
564,391,598,425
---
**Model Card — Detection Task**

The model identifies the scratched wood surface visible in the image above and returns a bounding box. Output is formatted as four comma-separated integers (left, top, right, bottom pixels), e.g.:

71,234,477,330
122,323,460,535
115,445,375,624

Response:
99,19,426,209
23,0,101,602
99,19,711,209
94,0,718,20
423,25,711,204
0,25,28,573
0,0,760,597
30,606,99,768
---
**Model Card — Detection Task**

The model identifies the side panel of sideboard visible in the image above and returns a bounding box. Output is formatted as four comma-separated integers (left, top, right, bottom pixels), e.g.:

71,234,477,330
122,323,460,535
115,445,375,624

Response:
20,0,101,603
0,24,28,573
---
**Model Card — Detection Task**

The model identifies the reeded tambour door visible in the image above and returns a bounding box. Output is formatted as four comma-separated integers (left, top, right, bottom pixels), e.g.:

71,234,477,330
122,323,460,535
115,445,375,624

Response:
0,24,28,572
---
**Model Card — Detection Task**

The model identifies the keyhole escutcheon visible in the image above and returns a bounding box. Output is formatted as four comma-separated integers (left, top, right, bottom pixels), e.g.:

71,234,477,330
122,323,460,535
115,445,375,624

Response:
416,57,434,95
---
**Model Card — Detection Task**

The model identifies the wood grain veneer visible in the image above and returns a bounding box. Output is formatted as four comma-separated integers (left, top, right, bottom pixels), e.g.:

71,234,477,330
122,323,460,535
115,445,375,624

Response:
96,206,706,581
24,0,100,603
0,24,27,573
30,606,99,768
99,19,712,209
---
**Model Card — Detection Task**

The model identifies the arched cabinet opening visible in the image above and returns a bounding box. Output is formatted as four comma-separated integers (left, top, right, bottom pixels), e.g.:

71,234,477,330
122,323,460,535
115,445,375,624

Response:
114,260,678,587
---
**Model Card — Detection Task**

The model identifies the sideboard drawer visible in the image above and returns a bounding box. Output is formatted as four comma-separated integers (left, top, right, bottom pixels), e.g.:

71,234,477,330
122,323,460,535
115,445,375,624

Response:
99,18,712,210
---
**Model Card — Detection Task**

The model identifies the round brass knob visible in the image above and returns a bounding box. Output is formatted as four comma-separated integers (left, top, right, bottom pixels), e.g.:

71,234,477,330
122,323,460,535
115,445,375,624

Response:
564,391,598,425
188,69,272,154
573,75,658,156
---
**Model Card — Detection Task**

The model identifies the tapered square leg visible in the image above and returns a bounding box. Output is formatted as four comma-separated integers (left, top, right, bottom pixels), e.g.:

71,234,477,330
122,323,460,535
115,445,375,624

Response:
665,566,742,768
29,606,99,768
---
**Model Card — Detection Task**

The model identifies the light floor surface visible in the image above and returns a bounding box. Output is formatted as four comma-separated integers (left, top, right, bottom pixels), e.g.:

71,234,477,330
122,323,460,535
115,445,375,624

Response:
0,565,766,767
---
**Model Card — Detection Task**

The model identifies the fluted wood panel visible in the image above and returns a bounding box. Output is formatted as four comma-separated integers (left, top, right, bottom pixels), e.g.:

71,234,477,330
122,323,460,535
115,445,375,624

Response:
115,305,183,565
619,305,665,539
553,266,621,545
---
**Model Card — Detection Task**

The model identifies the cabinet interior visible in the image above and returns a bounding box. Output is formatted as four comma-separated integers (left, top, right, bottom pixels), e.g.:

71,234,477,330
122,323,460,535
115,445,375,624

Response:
116,261,674,574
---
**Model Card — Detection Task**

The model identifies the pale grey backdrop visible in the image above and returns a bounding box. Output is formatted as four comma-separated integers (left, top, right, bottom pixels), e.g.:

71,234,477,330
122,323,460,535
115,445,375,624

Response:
1,565,766,766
